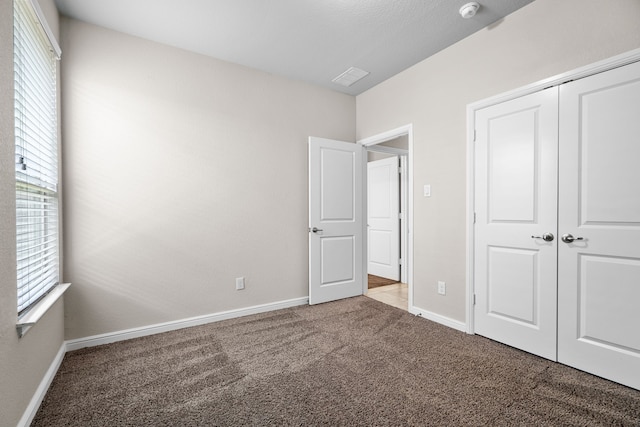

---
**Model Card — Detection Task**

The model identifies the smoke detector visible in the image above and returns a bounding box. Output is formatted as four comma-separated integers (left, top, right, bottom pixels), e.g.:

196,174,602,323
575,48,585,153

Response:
459,2,480,19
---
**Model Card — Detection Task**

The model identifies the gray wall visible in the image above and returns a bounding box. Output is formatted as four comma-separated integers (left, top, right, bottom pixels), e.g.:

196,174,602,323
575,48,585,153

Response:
367,151,393,162
356,0,640,322
367,135,408,162
0,0,65,425
60,18,356,340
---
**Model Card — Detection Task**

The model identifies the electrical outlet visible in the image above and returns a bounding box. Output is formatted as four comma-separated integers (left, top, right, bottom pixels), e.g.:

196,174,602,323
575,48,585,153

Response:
437,281,446,295
235,277,245,290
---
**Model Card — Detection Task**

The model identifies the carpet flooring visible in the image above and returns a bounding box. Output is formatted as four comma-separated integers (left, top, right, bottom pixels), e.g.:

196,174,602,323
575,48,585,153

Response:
33,297,640,426
368,274,400,289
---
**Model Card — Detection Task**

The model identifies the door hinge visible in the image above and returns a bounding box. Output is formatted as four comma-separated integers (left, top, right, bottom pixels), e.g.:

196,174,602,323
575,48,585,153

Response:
473,294,477,305
473,129,477,142
473,212,476,224
399,258,403,266
398,166,403,174
399,212,404,220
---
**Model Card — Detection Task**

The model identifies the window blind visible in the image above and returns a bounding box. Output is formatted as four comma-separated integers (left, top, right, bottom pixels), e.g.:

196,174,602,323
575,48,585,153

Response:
14,0,61,315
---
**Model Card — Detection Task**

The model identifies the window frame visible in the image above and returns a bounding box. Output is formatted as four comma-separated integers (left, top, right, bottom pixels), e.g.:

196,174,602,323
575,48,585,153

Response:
13,0,63,321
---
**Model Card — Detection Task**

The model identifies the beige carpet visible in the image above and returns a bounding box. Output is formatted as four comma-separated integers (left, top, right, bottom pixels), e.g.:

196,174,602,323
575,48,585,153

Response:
33,297,640,426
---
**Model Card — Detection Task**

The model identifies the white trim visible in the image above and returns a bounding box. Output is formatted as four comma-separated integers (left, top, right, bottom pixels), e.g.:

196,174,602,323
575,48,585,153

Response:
359,124,413,147
27,0,61,59
366,144,408,156
466,102,476,334
65,297,308,351
361,143,368,293
410,307,467,333
17,283,71,338
17,343,66,427
400,155,408,283
357,124,414,309
466,48,640,336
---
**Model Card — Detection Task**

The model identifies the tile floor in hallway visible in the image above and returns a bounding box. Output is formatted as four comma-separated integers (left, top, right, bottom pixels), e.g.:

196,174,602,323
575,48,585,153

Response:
365,283,408,311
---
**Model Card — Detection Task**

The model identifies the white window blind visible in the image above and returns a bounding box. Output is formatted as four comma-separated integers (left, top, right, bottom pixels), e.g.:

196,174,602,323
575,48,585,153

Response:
14,0,61,315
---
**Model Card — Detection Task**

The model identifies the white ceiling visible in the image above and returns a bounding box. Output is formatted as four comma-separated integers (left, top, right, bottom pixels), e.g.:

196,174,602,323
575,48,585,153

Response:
53,0,535,95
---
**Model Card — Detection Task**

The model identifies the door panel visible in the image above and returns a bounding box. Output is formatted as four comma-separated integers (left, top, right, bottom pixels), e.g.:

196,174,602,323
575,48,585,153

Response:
321,236,355,285
320,149,355,221
367,156,400,280
474,87,559,360
578,255,640,351
487,246,538,325
488,109,538,222
558,60,640,390
580,79,640,225
309,137,363,305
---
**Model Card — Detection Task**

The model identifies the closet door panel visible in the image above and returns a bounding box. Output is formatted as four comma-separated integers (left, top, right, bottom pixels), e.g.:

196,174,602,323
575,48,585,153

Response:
474,87,559,361
558,60,640,390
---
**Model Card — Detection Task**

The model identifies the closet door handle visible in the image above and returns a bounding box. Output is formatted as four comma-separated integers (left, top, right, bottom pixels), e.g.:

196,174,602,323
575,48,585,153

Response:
531,233,554,242
310,227,323,233
561,234,583,243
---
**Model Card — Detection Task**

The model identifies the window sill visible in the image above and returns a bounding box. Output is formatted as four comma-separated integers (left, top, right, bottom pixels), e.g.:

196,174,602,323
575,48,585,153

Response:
16,283,71,338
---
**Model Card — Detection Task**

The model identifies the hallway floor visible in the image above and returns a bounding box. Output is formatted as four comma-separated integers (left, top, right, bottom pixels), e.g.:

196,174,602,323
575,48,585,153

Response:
365,283,408,311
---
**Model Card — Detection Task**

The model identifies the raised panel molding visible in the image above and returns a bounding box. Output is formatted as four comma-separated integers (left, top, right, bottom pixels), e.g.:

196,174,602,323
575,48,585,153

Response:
488,108,538,223
320,148,355,221
487,246,538,326
578,254,640,353
579,79,640,226
320,236,355,285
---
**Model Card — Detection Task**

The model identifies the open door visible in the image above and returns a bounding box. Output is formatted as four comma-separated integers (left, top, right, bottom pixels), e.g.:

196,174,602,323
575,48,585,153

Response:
367,156,400,281
309,137,363,305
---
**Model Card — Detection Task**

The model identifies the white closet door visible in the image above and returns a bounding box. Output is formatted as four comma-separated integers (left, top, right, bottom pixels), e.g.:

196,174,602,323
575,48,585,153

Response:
558,60,640,390
474,87,559,360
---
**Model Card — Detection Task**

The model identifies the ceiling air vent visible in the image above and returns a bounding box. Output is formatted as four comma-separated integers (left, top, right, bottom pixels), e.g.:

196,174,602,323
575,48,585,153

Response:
332,67,369,87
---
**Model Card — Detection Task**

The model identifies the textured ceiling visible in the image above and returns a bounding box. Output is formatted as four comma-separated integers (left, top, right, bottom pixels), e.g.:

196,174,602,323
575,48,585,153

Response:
54,0,535,95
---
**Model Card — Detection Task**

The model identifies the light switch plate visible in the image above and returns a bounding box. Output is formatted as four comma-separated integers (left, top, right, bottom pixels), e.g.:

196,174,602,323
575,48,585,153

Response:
424,185,431,197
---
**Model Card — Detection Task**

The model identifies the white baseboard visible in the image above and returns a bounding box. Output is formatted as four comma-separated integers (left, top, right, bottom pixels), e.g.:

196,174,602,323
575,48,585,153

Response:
18,342,66,427
65,297,309,352
409,305,467,332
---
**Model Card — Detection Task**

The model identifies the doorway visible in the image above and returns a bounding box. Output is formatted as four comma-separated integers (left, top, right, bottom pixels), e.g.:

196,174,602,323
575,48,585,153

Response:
307,125,414,311
360,127,413,311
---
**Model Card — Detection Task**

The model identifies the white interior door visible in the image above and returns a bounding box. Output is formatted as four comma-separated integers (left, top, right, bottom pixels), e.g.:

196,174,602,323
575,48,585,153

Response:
557,60,640,390
367,156,400,281
308,137,363,305
474,87,559,360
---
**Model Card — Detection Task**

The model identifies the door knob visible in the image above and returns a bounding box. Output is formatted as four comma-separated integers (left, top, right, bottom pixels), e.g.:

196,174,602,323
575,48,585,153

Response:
531,233,554,242
310,227,323,233
561,233,583,243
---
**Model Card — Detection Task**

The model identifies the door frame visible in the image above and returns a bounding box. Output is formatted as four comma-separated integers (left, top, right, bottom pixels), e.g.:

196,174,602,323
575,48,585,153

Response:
466,48,640,334
359,124,414,311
